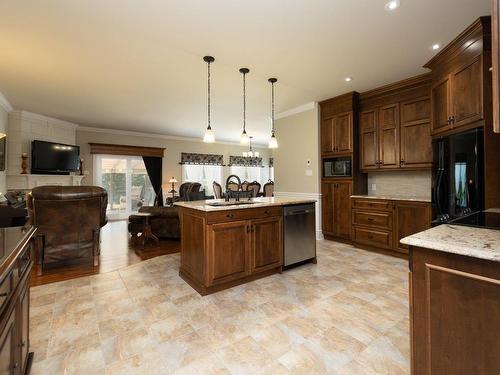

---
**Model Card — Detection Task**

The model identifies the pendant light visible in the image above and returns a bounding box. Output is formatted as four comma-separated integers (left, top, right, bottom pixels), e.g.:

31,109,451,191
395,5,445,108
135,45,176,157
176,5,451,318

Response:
203,56,215,143
268,78,278,149
239,68,250,145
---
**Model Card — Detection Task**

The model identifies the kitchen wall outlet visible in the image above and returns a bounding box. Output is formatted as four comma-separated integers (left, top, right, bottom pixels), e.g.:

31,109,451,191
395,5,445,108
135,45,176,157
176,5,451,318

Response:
305,169,313,176
371,183,377,191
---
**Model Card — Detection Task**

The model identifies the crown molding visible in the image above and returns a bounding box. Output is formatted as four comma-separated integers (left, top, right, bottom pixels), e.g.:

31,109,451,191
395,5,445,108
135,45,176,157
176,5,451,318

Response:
0,92,13,112
77,126,268,148
276,102,317,120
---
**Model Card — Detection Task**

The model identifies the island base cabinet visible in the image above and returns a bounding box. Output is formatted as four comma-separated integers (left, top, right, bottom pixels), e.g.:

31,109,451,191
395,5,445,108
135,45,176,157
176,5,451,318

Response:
410,247,500,375
179,207,283,295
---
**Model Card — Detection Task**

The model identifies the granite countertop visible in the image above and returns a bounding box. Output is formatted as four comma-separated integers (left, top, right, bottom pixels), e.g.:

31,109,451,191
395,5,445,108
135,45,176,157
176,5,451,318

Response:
175,197,316,212
401,224,500,262
0,225,37,275
350,194,431,203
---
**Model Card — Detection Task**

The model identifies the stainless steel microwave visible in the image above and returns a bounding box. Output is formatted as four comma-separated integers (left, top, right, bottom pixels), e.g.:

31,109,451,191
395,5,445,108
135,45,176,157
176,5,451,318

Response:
323,158,352,177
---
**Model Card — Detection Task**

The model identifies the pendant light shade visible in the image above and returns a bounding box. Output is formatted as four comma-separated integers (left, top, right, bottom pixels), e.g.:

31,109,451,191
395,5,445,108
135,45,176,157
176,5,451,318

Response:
203,56,215,143
268,78,278,149
239,68,250,145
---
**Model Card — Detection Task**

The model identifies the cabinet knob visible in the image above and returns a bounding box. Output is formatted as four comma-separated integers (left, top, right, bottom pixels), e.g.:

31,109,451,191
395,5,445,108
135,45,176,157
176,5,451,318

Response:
0,292,7,297
21,341,26,347
226,213,234,219
264,210,270,214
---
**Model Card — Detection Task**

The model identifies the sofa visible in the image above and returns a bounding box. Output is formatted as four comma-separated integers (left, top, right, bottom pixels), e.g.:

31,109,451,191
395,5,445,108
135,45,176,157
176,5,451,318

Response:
128,205,180,239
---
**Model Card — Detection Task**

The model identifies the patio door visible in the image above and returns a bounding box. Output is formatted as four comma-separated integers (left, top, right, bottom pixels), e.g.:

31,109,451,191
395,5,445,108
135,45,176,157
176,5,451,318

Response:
94,155,155,220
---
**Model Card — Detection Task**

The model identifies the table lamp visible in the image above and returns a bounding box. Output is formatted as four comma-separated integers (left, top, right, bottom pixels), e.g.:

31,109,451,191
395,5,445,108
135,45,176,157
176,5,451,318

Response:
168,177,178,199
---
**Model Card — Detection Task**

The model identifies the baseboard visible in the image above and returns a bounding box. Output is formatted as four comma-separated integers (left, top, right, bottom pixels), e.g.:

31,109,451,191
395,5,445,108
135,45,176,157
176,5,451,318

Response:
274,191,323,240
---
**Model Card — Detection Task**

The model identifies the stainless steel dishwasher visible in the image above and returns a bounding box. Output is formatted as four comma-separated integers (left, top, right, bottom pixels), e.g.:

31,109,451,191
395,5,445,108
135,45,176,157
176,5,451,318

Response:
283,203,316,268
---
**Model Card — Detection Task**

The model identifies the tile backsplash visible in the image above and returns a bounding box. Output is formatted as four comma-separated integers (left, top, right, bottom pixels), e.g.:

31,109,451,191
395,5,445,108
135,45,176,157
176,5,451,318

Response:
367,170,431,199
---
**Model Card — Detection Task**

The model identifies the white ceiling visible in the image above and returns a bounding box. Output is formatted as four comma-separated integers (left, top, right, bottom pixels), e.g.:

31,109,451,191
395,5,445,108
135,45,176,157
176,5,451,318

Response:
0,0,491,144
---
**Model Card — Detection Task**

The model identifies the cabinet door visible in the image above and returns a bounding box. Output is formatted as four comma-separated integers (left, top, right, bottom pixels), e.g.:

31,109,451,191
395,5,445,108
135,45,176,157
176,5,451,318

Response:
400,98,432,168
431,75,452,135
251,217,282,274
0,308,17,375
360,110,378,170
207,221,250,286
394,202,431,254
333,181,352,240
378,104,400,169
321,118,334,154
334,112,353,153
493,0,500,133
321,182,335,235
451,56,483,129
17,287,29,374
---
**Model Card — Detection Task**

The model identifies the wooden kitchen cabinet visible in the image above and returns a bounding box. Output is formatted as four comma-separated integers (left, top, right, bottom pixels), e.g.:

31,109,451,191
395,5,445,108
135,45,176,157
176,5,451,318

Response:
425,17,490,136
360,110,378,170
493,0,500,133
0,226,36,375
251,216,283,274
410,246,500,374
322,181,352,240
359,75,432,172
378,104,400,169
400,97,432,168
208,221,250,286
179,206,283,295
351,197,431,255
321,112,353,154
393,201,431,254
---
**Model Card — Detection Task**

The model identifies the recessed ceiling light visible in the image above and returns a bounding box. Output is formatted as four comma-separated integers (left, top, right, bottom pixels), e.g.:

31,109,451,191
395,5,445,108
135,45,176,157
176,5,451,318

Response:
345,77,353,82
432,43,441,51
385,0,400,11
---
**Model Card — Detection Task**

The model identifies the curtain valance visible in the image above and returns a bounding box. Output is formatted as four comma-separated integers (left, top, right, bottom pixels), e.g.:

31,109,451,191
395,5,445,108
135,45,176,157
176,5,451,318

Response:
180,152,224,165
229,156,263,167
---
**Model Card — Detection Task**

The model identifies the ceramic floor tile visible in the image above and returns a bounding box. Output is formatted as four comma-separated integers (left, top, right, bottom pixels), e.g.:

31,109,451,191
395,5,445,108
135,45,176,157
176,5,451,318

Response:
30,239,411,375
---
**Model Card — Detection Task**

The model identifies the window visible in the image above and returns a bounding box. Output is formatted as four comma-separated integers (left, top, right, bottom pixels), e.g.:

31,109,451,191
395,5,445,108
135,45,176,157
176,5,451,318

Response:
181,164,223,196
95,155,155,220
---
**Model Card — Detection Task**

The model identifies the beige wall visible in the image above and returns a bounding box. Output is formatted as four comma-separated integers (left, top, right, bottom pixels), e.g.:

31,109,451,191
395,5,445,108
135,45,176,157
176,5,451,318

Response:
0,106,7,193
273,107,320,194
76,128,271,188
367,170,432,199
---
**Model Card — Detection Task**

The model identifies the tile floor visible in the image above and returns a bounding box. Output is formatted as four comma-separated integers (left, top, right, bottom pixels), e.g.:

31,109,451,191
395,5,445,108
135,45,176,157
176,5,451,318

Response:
30,240,410,374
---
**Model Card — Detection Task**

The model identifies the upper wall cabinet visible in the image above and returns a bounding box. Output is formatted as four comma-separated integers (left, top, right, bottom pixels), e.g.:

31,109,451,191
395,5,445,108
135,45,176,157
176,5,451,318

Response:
321,113,353,154
424,17,491,137
493,0,500,133
359,75,432,172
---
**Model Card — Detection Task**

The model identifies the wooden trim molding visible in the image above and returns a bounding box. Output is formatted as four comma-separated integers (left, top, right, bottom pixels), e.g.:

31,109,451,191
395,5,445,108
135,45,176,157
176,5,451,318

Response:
89,143,165,157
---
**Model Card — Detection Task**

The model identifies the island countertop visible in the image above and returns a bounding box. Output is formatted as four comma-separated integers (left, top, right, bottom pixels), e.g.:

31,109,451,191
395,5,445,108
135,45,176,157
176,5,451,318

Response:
401,224,500,262
175,197,317,212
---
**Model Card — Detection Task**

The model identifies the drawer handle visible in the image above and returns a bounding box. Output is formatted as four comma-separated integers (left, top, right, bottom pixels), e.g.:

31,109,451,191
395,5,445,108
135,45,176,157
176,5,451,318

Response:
226,214,234,219
367,218,374,221
264,210,270,214
21,341,26,347
0,292,8,297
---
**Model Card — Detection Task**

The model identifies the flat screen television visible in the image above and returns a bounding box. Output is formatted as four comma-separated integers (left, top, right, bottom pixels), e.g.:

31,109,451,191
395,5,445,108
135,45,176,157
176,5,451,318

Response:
31,140,80,174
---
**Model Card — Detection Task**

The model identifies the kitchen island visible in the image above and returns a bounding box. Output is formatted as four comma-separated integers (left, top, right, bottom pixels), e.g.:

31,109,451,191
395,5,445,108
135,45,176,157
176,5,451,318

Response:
401,224,500,375
176,197,316,295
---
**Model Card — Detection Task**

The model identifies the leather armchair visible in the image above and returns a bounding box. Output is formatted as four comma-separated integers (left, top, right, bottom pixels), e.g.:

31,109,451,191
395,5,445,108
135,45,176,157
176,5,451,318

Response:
26,186,108,274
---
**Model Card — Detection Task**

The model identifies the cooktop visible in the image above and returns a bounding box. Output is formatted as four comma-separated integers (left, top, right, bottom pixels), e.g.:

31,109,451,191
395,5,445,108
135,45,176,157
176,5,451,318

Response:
450,211,500,230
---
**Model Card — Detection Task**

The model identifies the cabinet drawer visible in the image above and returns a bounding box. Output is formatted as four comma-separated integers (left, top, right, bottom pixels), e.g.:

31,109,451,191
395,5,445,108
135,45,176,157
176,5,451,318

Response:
0,270,13,313
352,199,392,212
353,227,393,249
352,210,392,230
207,206,282,224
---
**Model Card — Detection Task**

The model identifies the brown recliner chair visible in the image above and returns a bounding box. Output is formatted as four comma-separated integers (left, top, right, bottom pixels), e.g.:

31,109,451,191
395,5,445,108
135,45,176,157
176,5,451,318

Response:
27,186,108,274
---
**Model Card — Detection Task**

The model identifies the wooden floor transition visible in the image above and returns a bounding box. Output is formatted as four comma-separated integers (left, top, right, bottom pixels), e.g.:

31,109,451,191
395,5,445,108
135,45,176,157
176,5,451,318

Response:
30,220,180,286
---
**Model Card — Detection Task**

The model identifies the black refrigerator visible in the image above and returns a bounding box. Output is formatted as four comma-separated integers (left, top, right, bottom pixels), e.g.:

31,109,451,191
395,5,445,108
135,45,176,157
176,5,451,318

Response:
432,128,484,225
